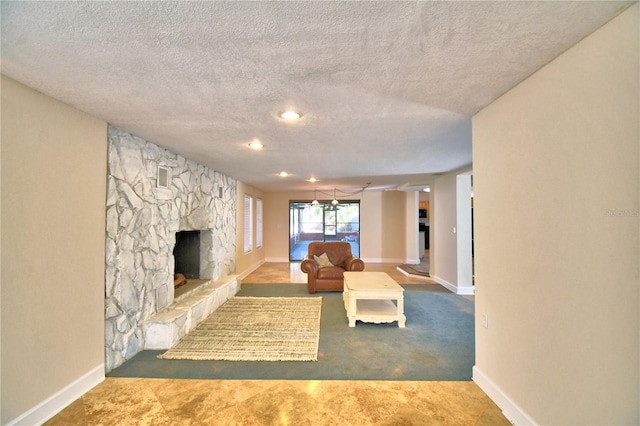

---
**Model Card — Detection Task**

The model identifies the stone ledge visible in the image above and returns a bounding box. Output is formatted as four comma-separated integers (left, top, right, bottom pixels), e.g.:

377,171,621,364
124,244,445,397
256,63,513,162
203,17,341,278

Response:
142,275,240,350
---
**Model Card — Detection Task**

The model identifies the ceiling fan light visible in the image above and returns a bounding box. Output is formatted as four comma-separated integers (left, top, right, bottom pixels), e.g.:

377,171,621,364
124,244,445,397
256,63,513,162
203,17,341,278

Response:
331,188,339,206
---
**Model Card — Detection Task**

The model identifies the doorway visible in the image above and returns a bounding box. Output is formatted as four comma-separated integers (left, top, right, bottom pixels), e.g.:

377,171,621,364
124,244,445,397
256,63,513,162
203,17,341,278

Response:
289,200,360,261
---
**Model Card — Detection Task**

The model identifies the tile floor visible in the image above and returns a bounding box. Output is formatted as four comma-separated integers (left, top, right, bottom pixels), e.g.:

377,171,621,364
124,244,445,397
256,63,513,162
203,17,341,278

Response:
46,378,510,425
241,259,436,286
46,259,505,425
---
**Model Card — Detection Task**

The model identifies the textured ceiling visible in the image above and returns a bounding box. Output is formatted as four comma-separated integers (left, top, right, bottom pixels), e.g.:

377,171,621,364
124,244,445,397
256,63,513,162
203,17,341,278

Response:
1,1,633,192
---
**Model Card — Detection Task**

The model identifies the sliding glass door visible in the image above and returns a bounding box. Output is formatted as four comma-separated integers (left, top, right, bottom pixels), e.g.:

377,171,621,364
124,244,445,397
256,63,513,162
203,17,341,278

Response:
289,200,360,261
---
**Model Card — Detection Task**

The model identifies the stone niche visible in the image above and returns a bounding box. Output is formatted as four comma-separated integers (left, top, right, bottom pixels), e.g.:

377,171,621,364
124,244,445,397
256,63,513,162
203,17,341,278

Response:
104,126,236,372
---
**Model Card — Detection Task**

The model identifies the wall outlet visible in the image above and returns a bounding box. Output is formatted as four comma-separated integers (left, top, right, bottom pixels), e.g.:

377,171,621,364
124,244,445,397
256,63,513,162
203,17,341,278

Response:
482,314,489,329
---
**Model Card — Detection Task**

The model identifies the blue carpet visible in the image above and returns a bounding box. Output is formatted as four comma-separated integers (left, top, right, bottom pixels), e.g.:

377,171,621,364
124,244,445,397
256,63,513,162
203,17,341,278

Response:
108,284,475,381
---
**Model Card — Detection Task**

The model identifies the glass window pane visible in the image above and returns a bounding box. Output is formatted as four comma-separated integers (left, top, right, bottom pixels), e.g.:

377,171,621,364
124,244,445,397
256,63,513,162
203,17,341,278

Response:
256,198,263,248
244,195,252,253
289,200,360,260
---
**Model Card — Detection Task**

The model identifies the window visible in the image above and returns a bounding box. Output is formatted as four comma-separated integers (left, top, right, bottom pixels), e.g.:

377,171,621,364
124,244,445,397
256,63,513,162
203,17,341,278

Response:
256,198,263,248
288,200,360,260
244,195,253,253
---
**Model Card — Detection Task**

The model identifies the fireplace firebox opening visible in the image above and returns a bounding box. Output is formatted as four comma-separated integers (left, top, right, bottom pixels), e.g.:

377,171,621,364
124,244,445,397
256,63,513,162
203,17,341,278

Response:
172,229,214,301
174,230,201,286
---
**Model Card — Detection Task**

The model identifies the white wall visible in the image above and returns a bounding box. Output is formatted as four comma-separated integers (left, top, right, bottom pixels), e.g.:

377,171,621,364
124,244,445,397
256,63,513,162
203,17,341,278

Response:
1,76,108,424
472,5,639,424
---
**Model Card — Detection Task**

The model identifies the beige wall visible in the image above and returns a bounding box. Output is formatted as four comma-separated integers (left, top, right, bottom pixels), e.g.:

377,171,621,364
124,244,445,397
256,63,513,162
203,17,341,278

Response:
361,190,407,262
405,191,420,264
473,5,639,424
236,181,265,276
1,76,108,423
261,191,295,261
432,172,457,284
238,189,412,271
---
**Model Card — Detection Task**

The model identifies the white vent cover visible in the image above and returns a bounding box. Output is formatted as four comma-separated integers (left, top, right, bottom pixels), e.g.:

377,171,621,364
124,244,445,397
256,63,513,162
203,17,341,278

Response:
157,165,170,188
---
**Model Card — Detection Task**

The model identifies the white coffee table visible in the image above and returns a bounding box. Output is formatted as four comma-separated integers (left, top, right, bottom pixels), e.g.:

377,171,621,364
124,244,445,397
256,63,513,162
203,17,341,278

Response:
343,272,406,328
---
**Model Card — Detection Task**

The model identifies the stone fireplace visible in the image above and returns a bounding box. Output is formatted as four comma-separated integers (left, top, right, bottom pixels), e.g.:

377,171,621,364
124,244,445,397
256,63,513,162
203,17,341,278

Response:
104,126,237,373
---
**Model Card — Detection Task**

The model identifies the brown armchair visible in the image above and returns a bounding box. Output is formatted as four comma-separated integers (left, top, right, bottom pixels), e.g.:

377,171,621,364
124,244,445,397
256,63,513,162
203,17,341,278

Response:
300,242,365,294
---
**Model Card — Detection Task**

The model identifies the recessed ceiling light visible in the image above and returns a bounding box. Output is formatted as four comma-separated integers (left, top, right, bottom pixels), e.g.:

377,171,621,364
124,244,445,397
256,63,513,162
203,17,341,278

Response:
307,177,318,183
279,171,290,177
280,111,301,120
248,139,263,149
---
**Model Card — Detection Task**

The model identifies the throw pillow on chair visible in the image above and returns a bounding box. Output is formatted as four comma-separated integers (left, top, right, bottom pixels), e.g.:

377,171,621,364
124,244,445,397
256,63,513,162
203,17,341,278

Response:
313,253,334,269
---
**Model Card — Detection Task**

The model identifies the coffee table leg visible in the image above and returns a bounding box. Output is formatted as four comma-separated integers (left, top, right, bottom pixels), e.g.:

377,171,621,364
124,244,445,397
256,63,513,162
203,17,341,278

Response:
397,297,406,328
348,295,357,327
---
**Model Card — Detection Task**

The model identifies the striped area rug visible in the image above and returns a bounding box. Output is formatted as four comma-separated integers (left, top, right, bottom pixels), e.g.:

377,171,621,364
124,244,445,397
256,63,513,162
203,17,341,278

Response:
158,296,322,361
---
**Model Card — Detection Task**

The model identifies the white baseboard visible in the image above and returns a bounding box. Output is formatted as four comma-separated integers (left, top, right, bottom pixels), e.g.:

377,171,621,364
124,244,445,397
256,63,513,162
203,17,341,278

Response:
472,366,537,426
431,275,457,293
238,259,266,280
431,275,475,295
7,364,105,426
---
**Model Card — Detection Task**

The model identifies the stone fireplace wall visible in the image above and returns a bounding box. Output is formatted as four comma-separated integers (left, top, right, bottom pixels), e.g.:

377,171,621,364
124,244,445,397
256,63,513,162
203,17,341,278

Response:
105,126,236,372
